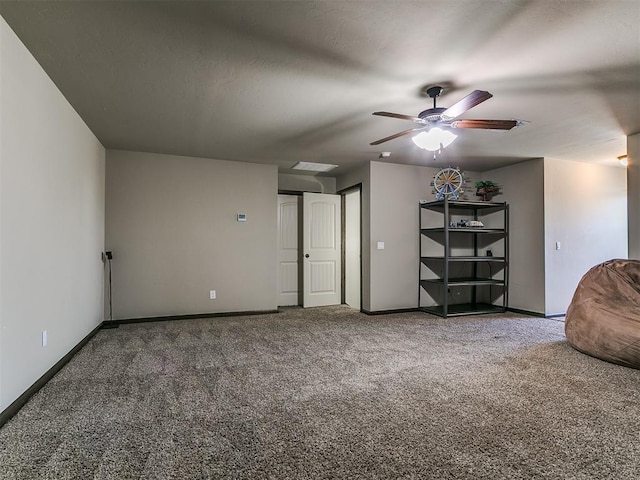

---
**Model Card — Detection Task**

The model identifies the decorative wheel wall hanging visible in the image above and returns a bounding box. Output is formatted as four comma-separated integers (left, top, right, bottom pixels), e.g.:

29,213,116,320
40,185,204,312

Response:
431,167,466,200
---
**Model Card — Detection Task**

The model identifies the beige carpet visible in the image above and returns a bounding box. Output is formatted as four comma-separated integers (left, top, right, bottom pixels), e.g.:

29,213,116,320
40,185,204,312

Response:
1,306,638,479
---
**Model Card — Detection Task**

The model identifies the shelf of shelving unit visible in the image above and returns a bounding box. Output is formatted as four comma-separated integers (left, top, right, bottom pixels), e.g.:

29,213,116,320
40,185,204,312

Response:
419,197,509,318
421,303,505,317
420,227,506,234
420,277,505,287
421,256,506,263
420,200,506,211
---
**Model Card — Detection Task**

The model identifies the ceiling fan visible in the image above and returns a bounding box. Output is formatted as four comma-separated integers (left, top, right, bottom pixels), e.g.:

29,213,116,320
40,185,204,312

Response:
370,86,522,147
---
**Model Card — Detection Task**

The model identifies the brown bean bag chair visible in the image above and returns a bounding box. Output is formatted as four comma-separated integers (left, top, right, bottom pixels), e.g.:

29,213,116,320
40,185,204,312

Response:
565,259,640,369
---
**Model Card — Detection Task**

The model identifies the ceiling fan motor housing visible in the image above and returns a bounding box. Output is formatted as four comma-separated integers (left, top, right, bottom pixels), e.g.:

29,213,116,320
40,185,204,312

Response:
418,107,446,121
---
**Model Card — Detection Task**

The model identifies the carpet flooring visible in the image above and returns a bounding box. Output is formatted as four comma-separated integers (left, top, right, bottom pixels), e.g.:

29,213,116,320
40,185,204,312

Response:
1,306,638,479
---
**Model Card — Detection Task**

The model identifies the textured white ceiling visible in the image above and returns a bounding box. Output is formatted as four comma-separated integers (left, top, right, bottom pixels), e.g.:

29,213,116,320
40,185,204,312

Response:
1,0,638,174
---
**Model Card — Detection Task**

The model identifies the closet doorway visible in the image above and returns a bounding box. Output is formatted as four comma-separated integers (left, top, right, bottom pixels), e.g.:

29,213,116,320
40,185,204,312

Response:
277,187,361,309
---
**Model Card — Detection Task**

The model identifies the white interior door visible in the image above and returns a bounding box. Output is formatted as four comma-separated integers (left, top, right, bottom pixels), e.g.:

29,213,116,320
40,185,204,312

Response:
277,195,300,306
303,192,341,307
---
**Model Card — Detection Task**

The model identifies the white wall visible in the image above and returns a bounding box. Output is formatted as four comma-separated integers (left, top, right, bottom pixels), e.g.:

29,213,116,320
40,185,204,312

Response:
0,18,105,412
484,159,546,314
629,133,640,260
543,158,627,315
105,150,278,319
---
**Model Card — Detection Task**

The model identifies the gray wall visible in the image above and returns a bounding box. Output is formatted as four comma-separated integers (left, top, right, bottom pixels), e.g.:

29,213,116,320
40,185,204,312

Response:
369,161,441,311
484,159,546,314
336,161,488,313
544,158,627,315
105,150,278,319
1,18,105,411
629,133,640,260
278,173,336,194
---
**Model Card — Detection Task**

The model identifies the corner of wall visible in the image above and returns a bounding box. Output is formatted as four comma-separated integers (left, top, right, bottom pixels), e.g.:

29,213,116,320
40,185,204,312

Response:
483,158,546,314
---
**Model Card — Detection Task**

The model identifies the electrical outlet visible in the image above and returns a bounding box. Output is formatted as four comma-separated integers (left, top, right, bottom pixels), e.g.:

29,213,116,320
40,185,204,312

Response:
42,330,47,347
209,290,216,300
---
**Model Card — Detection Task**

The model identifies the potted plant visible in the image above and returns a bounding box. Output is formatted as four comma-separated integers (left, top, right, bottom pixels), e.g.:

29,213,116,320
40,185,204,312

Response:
475,181,501,201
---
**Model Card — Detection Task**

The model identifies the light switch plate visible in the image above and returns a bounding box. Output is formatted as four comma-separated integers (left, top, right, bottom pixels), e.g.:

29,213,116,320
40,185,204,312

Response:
377,242,385,250
237,213,247,222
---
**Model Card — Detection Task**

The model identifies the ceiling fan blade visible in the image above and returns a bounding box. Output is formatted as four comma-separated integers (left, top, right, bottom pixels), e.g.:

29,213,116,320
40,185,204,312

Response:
441,90,493,121
449,119,519,130
370,127,425,145
373,111,426,124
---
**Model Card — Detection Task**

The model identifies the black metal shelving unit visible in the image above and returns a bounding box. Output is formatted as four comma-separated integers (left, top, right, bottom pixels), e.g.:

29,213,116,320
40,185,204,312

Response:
419,198,509,318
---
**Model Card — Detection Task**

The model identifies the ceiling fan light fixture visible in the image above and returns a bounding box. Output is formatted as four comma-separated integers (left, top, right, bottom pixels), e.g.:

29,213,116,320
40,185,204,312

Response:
412,128,457,151
618,155,628,167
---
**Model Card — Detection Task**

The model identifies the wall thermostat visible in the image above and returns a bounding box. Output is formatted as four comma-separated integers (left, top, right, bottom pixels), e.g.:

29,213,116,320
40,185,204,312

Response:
237,213,247,222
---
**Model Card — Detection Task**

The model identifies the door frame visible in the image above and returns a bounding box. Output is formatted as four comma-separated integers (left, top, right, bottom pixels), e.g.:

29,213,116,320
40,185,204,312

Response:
276,193,302,307
338,183,363,311
278,191,303,306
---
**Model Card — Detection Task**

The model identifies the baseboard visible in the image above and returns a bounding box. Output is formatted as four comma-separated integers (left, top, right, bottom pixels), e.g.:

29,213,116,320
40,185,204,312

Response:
0,321,103,429
108,309,279,325
361,308,420,315
506,307,566,319
506,307,546,318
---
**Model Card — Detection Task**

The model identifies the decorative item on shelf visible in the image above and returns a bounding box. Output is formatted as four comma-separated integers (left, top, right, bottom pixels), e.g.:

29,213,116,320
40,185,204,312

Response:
431,167,467,200
475,180,501,201
450,219,484,228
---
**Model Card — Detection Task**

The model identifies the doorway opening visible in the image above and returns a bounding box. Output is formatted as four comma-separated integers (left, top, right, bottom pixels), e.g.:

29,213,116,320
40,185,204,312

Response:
277,186,361,309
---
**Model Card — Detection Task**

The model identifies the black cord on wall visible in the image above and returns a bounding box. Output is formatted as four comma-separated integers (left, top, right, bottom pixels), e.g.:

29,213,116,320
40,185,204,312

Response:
103,251,118,329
